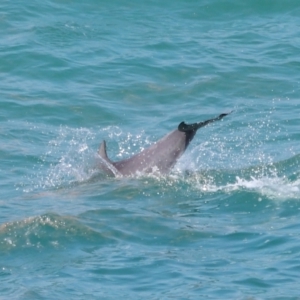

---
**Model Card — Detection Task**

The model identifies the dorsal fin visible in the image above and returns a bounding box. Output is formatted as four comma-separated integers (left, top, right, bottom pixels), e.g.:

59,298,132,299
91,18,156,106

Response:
98,140,122,177
98,140,110,162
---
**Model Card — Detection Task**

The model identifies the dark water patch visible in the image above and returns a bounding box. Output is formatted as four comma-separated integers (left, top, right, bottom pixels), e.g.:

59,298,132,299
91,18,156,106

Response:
79,206,219,249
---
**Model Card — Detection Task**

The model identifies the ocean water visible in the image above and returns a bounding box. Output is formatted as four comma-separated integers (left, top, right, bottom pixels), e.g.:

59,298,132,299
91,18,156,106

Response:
1,0,300,298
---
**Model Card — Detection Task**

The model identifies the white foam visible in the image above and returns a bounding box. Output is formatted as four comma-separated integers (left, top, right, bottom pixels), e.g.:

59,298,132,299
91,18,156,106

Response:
233,176,300,200
191,173,300,200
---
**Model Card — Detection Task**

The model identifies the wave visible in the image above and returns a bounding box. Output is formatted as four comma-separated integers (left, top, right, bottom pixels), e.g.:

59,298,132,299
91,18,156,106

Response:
0,213,112,253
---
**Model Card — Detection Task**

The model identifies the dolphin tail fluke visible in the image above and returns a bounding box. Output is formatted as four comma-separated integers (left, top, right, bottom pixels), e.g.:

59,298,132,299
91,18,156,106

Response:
178,111,232,132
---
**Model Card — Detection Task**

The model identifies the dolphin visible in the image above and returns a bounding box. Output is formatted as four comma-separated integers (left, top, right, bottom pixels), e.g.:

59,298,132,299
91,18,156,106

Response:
98,112,231,177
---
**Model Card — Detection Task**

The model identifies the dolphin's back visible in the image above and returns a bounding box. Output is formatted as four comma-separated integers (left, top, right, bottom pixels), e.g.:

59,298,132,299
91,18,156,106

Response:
112,129,187,176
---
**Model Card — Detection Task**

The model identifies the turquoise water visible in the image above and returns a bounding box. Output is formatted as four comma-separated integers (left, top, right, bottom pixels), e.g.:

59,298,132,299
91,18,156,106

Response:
1,0,300,298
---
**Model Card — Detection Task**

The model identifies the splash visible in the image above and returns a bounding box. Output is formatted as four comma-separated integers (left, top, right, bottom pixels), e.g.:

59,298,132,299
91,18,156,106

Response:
25,125,151,191
30,126,99,190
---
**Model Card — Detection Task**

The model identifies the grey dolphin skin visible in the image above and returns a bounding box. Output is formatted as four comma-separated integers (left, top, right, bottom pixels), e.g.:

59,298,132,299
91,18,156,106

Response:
98,112,231,177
